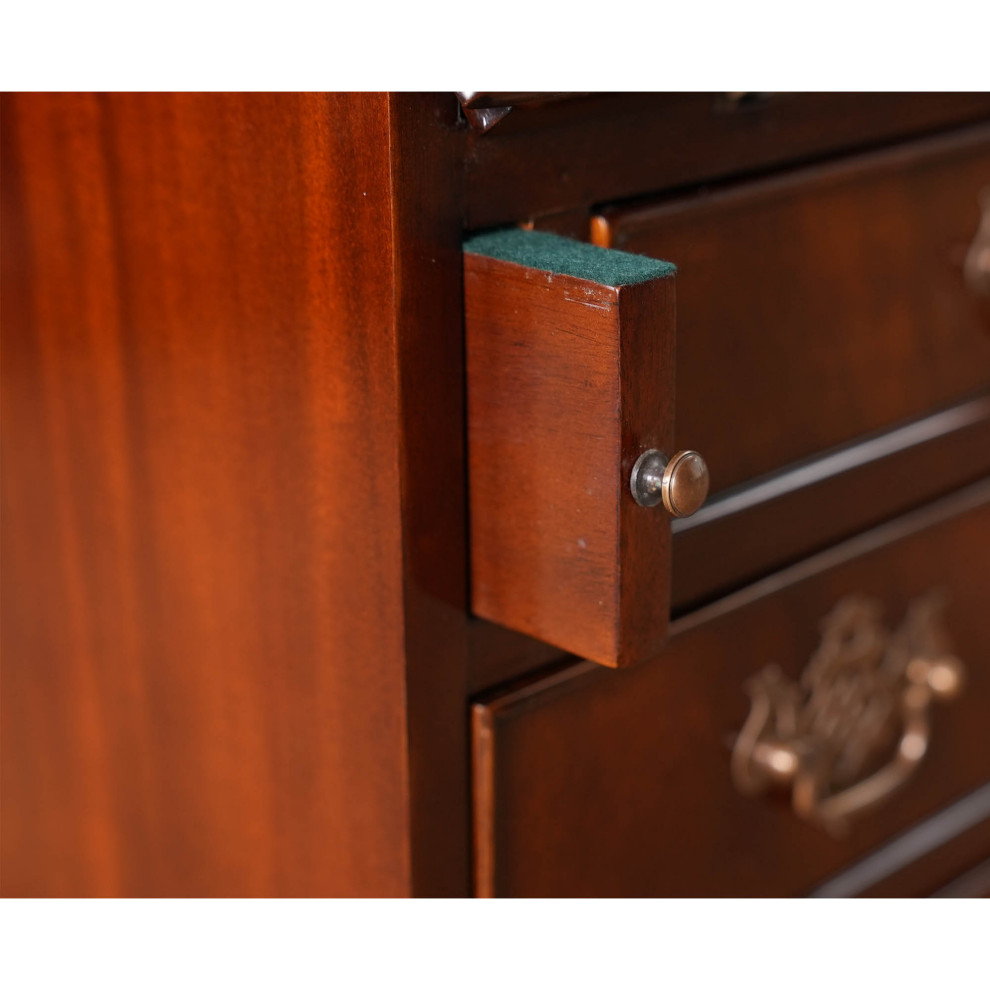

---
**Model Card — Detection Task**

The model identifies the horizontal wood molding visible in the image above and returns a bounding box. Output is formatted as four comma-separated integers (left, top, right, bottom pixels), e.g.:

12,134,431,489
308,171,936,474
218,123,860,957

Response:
672,393,990,611
465,92,990,229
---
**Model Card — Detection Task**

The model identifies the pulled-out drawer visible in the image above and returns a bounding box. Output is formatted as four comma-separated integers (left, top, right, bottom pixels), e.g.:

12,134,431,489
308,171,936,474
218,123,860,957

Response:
472,481,990,896
593,127,990,495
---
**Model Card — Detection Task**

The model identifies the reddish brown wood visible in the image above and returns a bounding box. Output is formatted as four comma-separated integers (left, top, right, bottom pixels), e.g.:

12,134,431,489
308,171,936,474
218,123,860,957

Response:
7,91,990,901
468,617,563,696
933,858,990,896
473,482,990,897
465,251,675,667
458,93,585,110
386,93,471,895
822,795,990,897
468,393,990,692
519,206,592,240
465,92,990,229
672,392,990,611
595,126,990,494
1,92,470,896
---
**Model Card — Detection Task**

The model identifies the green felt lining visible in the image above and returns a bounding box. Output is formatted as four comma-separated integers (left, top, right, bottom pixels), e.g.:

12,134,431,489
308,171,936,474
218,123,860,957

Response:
463,227,675,287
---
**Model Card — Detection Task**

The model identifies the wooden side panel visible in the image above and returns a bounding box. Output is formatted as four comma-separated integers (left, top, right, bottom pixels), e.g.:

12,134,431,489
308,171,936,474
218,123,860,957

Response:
386,93,471,896
465,254,675,667
0,93,418,895
473,483,990,897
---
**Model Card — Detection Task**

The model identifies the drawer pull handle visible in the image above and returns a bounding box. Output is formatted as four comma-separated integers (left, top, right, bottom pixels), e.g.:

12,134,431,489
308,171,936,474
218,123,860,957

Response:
630,449,710,516
964,189,990,299
731,592,964,835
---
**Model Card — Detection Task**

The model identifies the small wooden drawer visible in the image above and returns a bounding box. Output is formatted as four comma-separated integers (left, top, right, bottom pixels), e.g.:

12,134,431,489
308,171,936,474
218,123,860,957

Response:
472,481,990,897
464,229,679,668
593,127,990,495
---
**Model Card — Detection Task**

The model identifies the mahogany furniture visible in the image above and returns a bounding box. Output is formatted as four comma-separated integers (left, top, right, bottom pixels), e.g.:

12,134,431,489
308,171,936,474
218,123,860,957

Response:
3,92,990,897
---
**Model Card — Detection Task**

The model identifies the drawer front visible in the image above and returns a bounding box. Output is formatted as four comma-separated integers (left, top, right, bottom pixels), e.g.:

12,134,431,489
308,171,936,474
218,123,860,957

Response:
464,229,682,668
472,482,990,896
594,128,990,495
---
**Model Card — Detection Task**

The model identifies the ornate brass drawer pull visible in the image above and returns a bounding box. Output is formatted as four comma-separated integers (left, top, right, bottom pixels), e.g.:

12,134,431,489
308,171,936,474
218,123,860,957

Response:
731,592,964,835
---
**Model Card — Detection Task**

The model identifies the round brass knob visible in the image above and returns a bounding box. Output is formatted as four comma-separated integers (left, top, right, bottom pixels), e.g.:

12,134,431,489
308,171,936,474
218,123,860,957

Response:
629,448,710,516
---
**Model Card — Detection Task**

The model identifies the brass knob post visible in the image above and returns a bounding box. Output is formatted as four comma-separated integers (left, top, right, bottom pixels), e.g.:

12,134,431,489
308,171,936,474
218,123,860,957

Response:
630,448,710,517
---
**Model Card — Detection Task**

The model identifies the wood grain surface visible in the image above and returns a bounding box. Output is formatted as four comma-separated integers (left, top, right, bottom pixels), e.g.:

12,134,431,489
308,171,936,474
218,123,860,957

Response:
1,92,470,896
465,252,675,667
595,126,990,494
465,92,990,229
671,393,990,611
473,482,990,897
467,393,990,693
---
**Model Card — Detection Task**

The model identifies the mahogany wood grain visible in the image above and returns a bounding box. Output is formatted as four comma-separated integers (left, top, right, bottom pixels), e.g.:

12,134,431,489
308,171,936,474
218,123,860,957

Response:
468,394,990,692
672,392,990,611
465,92,990,230
520,206,592,240
385,93,471,896
473,481,990,897
595,126,990,494
811,786,990,897
468,618,562,697
933,858,990,896
464,253,675,667
1,92,470,896
458,93,584,110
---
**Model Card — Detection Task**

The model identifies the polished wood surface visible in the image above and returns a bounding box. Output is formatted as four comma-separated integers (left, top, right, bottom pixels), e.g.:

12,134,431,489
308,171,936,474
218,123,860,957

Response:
468,393,990,693
671,392,990,611
1,92,470,896
473,482,990,896
933,858,990,896
382,93,471,896
811,785,990,897
465,251,675,667
6,91,990,899
594,126,990,494
465,92,990,229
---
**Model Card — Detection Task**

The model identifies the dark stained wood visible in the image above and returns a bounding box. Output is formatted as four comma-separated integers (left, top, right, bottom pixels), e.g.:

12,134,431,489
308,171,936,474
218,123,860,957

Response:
464,252,675,667
595,126,990,494
1,92,471,896
386,93,472,896
465,92,990,229
473,481,990,897
933,858,990,896
7,90,990,901
457,94,588,134
810,785,990,897
468,619,563,697
467,393,990,693
520,206,592,240
458,93,585,110
866,835,990,897
672,392,990,611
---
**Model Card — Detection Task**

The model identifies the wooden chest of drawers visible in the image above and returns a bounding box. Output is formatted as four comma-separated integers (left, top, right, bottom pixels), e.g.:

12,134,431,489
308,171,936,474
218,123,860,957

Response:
474,485,990,896
3,92,989,897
